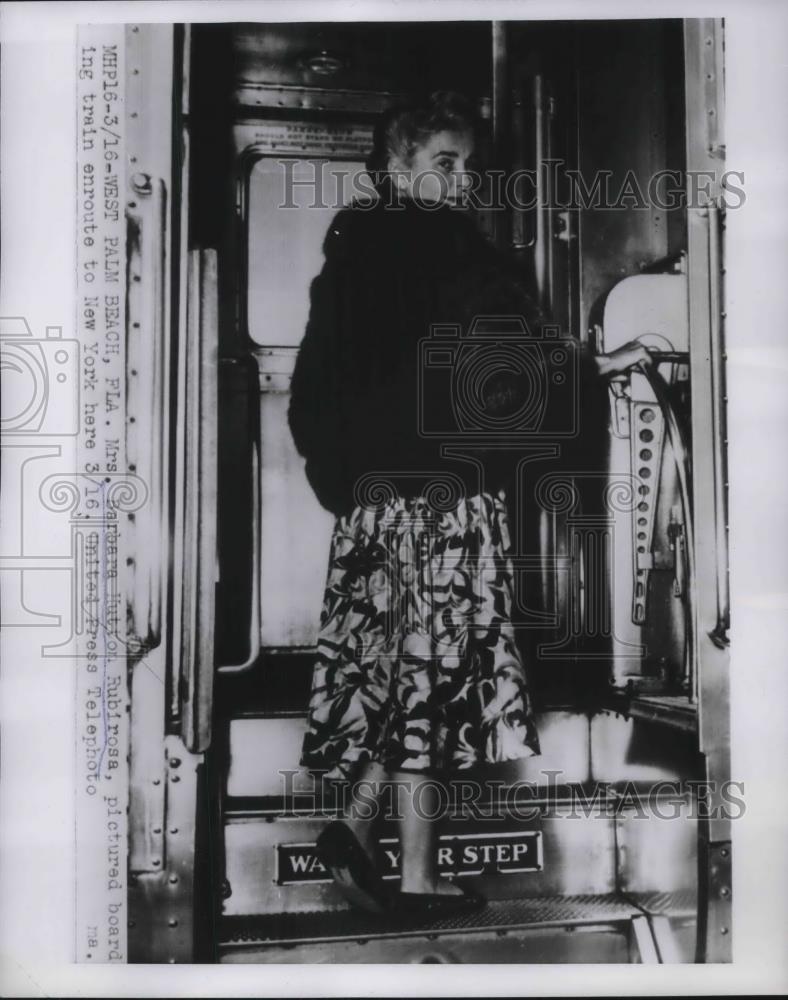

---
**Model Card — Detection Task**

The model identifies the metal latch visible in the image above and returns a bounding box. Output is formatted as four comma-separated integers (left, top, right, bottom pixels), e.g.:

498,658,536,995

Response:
668,505,686,599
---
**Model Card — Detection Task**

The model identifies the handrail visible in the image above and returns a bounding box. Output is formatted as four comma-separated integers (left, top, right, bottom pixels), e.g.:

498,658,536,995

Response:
180,249,219,753
706,202,730,646
635,359,698,702
533,74,548,309
217,429,262,675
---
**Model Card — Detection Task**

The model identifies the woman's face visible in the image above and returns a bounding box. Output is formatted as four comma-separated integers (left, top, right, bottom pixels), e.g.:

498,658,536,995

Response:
391,129,475,205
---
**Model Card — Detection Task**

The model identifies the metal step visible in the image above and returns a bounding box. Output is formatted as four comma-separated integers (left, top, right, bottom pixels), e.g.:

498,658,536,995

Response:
225,709,592,798
607,691,699,733
629,889,697,918
222,798,617,916
224,707,699,801
217,892,697,963
220,790,697,917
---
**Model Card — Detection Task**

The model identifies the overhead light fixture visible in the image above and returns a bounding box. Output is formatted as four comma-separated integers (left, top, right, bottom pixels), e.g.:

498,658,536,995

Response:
297,50,346,77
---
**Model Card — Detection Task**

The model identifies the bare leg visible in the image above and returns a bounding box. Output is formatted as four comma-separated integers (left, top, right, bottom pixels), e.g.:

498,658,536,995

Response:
390,770,464,896
341,759,388,862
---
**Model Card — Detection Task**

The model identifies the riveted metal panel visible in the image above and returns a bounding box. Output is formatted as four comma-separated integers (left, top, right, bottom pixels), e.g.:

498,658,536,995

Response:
128,647,166,873
129,737,201,963
696,835,731,962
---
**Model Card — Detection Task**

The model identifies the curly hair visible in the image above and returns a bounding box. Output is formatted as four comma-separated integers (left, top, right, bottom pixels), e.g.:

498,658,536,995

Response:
365,90,477,192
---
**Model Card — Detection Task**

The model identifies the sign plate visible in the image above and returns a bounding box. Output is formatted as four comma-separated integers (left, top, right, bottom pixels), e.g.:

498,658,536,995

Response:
275,830,543,886
234,120,374,159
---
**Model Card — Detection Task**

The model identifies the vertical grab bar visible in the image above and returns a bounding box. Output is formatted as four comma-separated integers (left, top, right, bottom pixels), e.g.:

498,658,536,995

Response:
126,174,168,650
533,74,556,315
217,426,262,675
534,74,547,306
707,203,730,646
180,249,219,752
635,362,698,702
491,21,509,253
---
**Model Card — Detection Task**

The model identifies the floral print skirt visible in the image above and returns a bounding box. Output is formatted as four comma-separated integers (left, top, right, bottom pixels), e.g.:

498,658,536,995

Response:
300,492,540,781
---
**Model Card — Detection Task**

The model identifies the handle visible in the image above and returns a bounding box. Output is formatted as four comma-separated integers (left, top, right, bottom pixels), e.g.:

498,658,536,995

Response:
217,429,262,675
533,74,550,310
706,203,730,647
668,505,686,599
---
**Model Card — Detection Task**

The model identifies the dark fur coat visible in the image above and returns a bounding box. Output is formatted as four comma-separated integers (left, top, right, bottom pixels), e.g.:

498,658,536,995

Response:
288,197,605,519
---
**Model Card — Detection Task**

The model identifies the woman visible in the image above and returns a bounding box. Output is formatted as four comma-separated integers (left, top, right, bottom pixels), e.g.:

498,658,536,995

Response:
288,91,650,915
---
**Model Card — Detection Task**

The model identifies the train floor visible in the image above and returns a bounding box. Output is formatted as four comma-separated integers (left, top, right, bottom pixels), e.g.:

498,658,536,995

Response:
217,892,697,963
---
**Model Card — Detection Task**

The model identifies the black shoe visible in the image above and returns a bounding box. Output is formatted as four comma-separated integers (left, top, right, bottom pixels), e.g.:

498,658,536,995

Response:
396,879,486,917
315,821,390,914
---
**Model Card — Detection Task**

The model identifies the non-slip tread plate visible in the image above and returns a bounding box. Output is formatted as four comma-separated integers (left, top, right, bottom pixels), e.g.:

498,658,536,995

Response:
221,893,653,948
631,889,697,918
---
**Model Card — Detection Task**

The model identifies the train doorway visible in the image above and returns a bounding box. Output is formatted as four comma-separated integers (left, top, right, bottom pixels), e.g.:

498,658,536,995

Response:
123,18,730,964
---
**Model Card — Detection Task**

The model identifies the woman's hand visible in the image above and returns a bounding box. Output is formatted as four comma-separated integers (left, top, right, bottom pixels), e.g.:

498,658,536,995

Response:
594,340,654,378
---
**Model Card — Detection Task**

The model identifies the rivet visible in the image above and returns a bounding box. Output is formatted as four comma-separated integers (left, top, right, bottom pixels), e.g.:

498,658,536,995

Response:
128,919,136,928
720,847,729,858
153,827,162,835
720,886,730,898
152,778,160,786
169,874,178,885
168,917,178,927
171,774,180,783
152,858,161,867
132,25,139,33
131,171,152,194
170,827,179,835
169,757,181,768
720,926,729,935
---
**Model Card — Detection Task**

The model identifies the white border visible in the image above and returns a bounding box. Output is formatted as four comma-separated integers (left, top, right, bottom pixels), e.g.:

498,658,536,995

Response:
2,0,787,996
